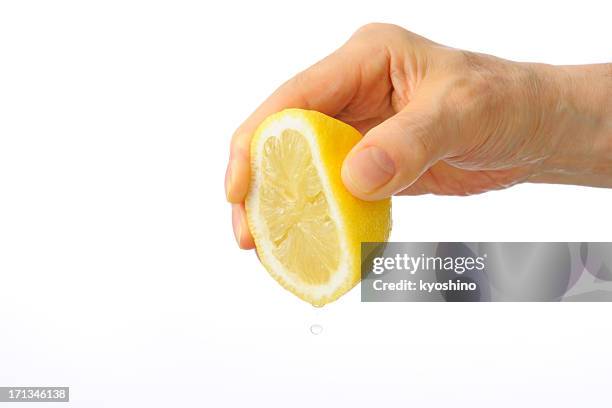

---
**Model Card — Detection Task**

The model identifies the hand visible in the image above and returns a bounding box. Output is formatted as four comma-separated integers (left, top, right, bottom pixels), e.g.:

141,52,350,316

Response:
226,23,612,249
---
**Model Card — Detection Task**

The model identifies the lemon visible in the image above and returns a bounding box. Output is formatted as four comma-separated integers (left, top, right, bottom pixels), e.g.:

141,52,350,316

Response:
246,109,391,306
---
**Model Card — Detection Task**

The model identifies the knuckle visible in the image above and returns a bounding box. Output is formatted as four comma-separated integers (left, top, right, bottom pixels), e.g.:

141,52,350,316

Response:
440,70,496,124
292,69,308,89
354,22,387,35
352,22,405,39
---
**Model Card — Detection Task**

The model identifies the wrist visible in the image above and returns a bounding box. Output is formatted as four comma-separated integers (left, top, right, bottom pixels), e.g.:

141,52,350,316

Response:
530,62,612,187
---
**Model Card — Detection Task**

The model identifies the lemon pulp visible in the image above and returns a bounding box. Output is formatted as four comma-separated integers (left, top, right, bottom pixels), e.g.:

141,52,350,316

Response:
259,129,340,285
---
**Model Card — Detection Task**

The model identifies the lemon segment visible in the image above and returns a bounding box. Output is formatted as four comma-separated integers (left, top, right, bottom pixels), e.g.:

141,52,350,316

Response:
246,109,391,306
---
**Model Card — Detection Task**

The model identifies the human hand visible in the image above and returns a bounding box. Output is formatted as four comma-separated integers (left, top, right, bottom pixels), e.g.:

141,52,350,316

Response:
226,23,612,248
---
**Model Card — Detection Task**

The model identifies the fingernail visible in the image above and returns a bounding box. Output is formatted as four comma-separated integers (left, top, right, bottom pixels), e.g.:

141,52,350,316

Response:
225,162,233,201
345,146,395,194
231,204,242,246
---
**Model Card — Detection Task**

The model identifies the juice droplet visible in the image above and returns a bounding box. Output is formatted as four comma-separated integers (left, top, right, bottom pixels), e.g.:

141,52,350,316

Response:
310,324,323,335
312,303,324,308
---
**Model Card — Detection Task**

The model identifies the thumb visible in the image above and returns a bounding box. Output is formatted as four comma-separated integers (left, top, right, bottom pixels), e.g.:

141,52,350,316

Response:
341,104,450,200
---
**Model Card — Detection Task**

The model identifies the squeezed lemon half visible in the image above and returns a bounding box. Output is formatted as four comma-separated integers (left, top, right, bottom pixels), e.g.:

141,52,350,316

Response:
246,109,391,306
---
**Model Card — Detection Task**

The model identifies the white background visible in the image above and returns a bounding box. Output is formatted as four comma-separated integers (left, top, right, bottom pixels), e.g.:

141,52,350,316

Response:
1,0,611,407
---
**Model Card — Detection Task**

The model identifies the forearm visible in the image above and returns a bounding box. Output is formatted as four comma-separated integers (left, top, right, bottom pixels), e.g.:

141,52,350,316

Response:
531,63,612,187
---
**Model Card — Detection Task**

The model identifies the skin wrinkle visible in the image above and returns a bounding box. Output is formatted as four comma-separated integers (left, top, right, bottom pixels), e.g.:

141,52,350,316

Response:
532,64,612,178
517,66,553,164
425,165,446,194
388,47,411,113
383,45,400,118
445,59,548,172
456,70,513,165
